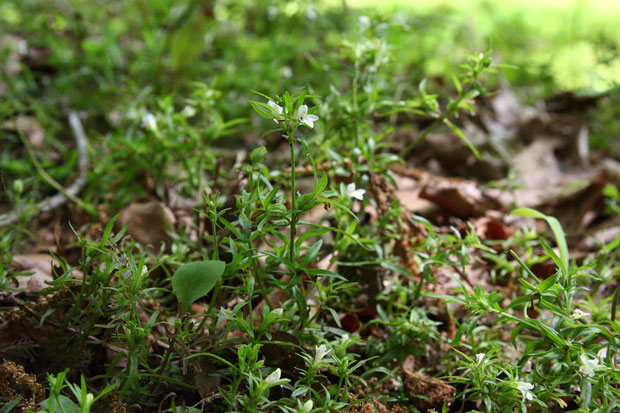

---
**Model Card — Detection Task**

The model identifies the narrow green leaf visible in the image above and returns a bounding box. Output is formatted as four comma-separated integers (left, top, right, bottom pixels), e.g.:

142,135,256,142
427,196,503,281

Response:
510,208,569,275
0,397,21,413
443,118,481,160
98,214,121,247
295,227,330,248
300,239,323,267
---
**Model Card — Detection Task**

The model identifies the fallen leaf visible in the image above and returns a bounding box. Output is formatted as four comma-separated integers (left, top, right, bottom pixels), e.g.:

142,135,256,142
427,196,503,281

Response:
117,201,175,250
419,180,500,217
11,254,63,292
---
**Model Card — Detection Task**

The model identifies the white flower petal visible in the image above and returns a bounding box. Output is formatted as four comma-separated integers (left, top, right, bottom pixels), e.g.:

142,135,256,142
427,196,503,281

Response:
579,354,598,377
346,183,365,201
181,105,196,118
265,368,281,385
571,309,588,319
359,15,370,29
268,100,283,124
516,381,534,402
315,344,330,363
298,105,318,128
268,100,283,114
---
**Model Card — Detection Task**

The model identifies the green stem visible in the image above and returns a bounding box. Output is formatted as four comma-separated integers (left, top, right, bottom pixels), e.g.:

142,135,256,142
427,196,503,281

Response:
289,135,297,263
398,113,445,158
399,81,475,158
352,51,360,147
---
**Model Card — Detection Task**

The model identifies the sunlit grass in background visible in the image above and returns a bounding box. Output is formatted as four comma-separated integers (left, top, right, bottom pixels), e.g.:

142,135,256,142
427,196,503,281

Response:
328,0,620,92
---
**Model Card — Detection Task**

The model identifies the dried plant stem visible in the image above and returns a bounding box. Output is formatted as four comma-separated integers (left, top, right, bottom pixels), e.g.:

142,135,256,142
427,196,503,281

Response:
0,111,91,227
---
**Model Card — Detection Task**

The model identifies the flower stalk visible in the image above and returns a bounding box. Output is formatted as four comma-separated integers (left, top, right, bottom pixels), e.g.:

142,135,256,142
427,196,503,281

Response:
289,132,297,263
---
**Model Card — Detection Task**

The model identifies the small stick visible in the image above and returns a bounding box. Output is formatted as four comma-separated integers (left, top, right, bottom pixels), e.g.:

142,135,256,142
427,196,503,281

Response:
0,111,91,227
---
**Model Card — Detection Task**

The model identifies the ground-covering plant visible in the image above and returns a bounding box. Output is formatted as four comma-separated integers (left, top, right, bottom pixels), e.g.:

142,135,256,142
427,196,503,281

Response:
1,1,619,413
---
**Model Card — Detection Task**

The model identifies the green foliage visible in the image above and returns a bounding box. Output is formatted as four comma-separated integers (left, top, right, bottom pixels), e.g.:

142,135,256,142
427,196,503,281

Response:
1,1,619,412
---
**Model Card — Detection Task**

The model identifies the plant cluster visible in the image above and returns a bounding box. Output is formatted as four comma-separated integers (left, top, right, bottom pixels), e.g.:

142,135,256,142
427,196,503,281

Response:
0,1,618,413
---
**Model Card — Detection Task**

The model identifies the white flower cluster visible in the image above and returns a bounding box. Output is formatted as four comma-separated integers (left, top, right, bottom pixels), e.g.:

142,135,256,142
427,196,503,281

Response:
267,100,319,129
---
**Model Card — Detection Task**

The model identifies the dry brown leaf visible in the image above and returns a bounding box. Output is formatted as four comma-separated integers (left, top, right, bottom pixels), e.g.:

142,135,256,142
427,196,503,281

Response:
419,180,500,217
117,201,175,250
512,138,563,206
394,175,433,212
11,254,71,292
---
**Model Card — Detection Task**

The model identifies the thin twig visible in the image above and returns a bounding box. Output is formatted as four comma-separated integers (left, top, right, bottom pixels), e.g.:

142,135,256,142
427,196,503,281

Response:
0,111,90,227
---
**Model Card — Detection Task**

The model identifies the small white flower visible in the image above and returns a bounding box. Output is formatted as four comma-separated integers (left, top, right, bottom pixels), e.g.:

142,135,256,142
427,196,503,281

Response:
181,105,196,118
268,100,283,124
571,309,588,319
475,353,485,365
264,368,282,385
141,113,157,132
298,104,319,128
346,183,365,201
270,308,283,317
314,344,330,363
217,308,236,326
16,39,28,55
516,381,534,402
359,15,371,29
306,6,317,21
597,348,607,360
127,107,139,120
301,399,313,412
267,5,279,20
282,66,293,78
579,354,598,377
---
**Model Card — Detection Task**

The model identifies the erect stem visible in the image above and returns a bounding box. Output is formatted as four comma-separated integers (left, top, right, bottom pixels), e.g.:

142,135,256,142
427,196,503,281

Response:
289,134,297,263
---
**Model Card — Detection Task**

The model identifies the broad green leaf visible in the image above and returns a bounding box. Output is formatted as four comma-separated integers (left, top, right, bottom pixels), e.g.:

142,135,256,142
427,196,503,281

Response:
169,14,209,70
603,183,619,200
172,260,225,312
